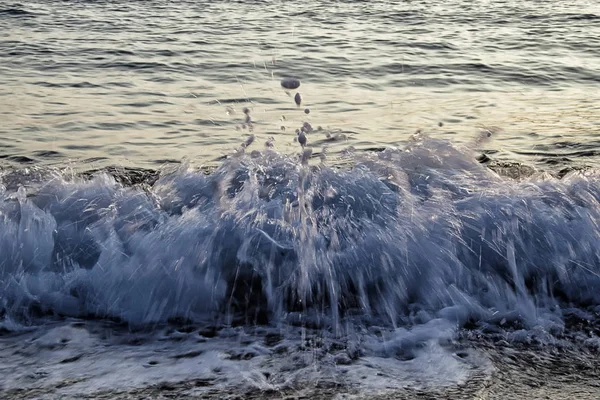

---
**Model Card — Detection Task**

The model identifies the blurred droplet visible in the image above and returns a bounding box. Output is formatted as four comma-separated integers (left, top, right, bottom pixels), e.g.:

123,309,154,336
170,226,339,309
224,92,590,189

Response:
281,78,301,90
301,122,313,133
301,147,312,165
242,134,255,148
298,131,307,147
320,146,328,162
294,93,302,106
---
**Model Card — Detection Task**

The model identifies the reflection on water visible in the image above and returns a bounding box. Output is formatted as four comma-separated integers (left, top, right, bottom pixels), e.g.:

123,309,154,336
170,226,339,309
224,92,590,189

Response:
0,0,599,169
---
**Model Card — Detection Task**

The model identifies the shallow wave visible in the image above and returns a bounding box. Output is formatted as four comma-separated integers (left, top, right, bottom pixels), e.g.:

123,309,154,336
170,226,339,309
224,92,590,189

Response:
1,137,600,335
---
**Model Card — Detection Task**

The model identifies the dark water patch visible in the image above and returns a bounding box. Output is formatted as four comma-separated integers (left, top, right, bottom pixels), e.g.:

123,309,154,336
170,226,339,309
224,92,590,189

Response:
114,101,171,108
5,46,55,57
516,150,600,159
137,120,182,128
563,13,600,21
104,49,135,56
123,140,173,147
554,165,594,179
32,81,103,89
551,141,600,151
152,159,181,165
209,98,253,105
0,8,35,17
97,61,173,71
153,49,178,57
89,122,137,131
171,350,203,359
388,77,479,87
192,119,226,126
81,157,110,164
79,166,160,186
120,91,169,98
264,333,283,347
61,144,105,150
209,96,281,105
32,150,63,159
59,354,84,364
353,82,383,91
105,81,135,88
0,155,36,164
405,41,459,51
146,76,178,83
54,121,84,131
539,157,572,165
198,327,219,338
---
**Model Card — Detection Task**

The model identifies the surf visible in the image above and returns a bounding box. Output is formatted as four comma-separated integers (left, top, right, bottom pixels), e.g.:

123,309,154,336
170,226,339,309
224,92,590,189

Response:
1,133,599,340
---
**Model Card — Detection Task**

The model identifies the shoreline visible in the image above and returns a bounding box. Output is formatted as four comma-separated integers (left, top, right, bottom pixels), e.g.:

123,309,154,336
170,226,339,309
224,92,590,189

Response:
2,322,600,400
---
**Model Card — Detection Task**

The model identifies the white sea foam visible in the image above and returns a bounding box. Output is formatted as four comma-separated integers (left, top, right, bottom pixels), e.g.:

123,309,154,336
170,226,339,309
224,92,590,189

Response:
1,135,600,336
0,320,488,397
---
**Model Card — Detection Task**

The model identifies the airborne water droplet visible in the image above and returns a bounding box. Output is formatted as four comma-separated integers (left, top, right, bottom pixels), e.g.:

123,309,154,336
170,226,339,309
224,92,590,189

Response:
294,93,302,106
301,122,313,133
320,146,328,162
301,147,312,165
281,78,301,90
298,131,307,147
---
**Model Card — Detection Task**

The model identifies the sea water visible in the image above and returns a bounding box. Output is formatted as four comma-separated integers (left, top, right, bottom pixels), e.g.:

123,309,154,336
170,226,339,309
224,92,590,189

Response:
1,0,600,398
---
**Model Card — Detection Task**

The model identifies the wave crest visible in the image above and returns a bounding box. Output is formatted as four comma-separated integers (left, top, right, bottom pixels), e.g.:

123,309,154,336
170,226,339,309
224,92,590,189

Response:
1,137,600,334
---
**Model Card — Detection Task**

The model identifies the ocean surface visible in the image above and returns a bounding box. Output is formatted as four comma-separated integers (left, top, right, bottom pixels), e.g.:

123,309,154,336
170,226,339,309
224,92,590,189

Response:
1,1,600,399
1,0,599,169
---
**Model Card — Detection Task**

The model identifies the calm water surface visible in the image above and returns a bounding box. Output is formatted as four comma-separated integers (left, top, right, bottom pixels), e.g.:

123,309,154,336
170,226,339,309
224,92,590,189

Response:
1,0,599,169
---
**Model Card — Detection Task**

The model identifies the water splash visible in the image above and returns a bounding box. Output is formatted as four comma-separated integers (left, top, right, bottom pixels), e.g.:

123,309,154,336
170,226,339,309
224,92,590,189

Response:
1,136,600,339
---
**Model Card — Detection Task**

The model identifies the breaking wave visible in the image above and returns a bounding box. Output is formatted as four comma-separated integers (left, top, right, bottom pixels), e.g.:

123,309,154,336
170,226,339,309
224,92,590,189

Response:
2,135,600,338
